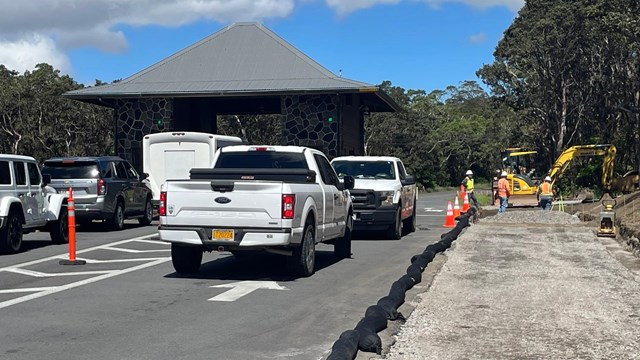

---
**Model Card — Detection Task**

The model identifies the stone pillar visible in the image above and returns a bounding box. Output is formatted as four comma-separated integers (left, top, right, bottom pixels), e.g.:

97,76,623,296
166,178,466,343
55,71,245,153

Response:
114,98,173,171
281,94,339,158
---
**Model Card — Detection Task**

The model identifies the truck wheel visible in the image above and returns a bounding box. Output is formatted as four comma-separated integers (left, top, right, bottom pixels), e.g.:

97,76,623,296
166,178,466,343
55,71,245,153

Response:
0,211,23,254
287,223,315,277
171,243,203,274
108,201,125,231
387,206,402,240
334,215,352,259
138,197,153,226
49,205,69,244
403,201,417,234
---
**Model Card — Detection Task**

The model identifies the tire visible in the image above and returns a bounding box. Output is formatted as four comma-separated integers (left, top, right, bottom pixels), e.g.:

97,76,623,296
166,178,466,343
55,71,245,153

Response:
287,222,316,277
49,205,69,244
108,201,125,231
403,200,417,235
0,211,23,254
387,206,402,240
171,243,203,274
334,214,352,259
138,197,153,226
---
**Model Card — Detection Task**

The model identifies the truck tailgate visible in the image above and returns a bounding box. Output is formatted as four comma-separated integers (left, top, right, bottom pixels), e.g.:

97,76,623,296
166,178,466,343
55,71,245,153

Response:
164,181,284,228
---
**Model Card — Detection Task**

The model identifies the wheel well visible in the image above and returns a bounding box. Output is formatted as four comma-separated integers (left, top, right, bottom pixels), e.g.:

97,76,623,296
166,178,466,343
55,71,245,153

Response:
9,203,25,224
305,210,316,228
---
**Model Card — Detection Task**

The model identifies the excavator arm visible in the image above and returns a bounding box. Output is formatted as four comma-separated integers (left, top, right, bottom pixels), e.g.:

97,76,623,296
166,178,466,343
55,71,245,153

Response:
548,144,616,189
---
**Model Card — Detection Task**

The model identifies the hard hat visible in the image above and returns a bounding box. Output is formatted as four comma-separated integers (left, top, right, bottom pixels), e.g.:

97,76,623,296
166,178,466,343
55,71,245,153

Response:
500,171,508,177
544,176,552,182
465,170,473,176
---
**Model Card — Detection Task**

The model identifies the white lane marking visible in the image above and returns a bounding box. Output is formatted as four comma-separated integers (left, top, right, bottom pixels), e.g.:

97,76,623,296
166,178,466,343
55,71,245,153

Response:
418,215,444,217
102,246,170,254
208,281,288,302
0,287,58,294
423,208,444,212
6,268,114,277
0,234,156,272
134,239,170,246
0,258,170,310
81,257,169,264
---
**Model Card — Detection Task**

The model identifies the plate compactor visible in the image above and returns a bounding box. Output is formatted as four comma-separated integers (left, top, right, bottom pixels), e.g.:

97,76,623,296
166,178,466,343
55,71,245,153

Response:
597,199,617,238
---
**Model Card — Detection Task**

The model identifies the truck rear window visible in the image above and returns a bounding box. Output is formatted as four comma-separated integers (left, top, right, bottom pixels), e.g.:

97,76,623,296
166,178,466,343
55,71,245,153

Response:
42,162,100,179
332,161,396,179
215,152,308,169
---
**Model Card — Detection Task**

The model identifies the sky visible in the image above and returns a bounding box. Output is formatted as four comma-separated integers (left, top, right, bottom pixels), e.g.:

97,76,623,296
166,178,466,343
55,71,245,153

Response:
0,0,524,93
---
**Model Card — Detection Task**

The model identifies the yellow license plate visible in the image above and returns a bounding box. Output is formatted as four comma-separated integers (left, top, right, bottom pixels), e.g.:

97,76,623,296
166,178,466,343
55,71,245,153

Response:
213,229,234,241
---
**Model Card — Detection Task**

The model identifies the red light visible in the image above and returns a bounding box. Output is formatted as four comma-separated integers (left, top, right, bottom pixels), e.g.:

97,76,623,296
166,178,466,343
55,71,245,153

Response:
254,147,268,151
282,194,295,219
159,192,167,216
97,178,106,195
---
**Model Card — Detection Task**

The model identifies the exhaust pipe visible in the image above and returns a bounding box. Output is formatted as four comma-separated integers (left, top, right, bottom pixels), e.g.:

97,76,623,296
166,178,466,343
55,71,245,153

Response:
217,246,225,252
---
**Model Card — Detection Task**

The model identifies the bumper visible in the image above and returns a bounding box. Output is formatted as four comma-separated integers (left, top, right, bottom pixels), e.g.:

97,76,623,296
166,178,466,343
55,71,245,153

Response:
158,225,303,250
353,207,397,230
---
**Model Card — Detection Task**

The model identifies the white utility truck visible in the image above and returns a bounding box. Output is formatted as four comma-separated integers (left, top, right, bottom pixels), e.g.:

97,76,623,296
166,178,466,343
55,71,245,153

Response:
158,145,355,277
0,154,69,253
142,132,244,209
331,156,417,239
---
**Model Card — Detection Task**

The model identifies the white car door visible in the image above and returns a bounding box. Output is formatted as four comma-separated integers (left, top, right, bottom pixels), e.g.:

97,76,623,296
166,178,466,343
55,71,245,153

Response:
12,161,34,224
396,161,413,220
27,161,47,225
313,154,337,240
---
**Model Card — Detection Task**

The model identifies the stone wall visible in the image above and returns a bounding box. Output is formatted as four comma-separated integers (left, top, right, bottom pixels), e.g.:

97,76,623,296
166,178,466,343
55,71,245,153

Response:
281,94,339,158
114,98,173,170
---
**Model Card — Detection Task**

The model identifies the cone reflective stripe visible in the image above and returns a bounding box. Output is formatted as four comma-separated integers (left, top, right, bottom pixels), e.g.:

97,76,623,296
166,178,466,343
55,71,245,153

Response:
443,201,455,228
462,193,470,212
453,196,461,218
59,187,86,266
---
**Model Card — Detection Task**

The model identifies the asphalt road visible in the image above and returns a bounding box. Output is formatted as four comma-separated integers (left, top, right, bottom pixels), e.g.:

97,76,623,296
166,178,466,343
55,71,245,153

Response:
0,191,454,360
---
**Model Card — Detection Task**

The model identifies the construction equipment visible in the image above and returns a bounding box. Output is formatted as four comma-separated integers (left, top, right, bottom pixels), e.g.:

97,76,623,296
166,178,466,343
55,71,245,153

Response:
597,199,617,238
491,144,618,207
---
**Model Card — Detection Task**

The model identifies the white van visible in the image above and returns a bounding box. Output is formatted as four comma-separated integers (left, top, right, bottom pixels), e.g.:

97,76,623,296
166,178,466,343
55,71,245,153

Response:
142,132,244,208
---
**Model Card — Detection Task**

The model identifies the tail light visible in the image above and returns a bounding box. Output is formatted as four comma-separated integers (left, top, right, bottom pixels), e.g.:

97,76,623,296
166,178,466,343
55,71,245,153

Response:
97,178,106,195
159,191,167,216
282,194,295,219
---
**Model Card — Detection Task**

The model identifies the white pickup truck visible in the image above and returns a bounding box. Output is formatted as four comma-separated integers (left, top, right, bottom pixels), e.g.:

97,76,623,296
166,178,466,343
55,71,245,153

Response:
0,154,69,253
331,156,417,239
158,145,355,277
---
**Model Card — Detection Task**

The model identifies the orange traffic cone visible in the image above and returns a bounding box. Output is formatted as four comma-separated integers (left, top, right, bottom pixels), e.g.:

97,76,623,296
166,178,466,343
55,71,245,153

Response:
453,196,461,218
462,193,470,213
443,201,455,228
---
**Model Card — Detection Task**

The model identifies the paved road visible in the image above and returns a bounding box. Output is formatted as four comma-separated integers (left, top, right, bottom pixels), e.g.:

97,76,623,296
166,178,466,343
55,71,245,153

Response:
0,192,455,360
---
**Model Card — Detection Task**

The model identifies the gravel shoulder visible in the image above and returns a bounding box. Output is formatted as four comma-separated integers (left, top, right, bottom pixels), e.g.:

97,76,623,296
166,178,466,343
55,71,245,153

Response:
386,211,640,359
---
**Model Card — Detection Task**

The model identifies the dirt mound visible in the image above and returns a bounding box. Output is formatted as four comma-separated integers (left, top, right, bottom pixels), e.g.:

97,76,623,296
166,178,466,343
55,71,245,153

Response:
482,210,581,225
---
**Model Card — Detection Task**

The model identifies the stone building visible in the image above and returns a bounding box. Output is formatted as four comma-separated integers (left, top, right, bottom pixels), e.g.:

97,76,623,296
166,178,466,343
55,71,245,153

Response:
65,22,399,170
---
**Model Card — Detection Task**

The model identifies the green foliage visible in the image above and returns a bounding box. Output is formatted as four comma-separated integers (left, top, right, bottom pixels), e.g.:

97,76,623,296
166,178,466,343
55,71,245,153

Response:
0,63,112,163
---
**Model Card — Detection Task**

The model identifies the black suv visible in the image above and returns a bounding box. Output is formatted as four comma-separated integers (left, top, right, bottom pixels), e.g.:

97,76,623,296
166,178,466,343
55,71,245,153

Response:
42,156,153,230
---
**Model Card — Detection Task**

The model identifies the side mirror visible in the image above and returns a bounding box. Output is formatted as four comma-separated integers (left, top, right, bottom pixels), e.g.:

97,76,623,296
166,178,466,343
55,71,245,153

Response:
42,174,51,186
401,175,416,186
141,172,149,180
343,175,355,190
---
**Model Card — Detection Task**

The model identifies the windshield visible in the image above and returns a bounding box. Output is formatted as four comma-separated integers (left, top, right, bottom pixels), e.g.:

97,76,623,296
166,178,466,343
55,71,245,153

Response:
215,152,308,169
332,161,395,179
42,162,100,179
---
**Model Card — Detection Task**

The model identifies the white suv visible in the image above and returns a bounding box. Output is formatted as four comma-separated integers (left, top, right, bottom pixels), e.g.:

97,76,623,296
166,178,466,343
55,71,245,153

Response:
0,155,69,253
331,156,417,239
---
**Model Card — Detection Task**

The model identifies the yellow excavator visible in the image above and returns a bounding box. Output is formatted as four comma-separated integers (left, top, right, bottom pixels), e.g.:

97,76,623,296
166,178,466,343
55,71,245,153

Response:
492,144,617,206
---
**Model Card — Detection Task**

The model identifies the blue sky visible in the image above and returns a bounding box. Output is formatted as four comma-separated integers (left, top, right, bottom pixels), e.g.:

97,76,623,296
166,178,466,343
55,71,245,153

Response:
0,0,523,93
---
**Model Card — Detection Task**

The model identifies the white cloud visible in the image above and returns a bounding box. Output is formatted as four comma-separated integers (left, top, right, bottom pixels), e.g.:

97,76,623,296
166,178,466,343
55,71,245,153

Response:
0,0,296,69
0,34,71,74
469,32,487,44
324,0,524,15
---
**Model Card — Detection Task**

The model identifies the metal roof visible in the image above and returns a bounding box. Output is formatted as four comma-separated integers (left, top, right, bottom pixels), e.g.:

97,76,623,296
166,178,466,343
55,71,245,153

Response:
64,22,400,112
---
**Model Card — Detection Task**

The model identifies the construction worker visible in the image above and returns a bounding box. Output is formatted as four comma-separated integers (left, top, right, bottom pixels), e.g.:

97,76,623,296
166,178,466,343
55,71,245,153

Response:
460,170,479,209
497,171,510,213
537,176,555,210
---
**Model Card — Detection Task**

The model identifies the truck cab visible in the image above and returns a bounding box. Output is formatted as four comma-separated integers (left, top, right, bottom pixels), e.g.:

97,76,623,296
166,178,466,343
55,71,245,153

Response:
331,156,417,239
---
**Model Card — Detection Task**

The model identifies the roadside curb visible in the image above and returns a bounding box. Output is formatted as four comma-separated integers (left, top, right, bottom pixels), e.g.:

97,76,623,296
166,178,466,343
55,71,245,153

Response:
325,207,477,360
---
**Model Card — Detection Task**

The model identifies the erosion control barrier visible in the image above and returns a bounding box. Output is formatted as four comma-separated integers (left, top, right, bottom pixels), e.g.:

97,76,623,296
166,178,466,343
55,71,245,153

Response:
326,207,477,360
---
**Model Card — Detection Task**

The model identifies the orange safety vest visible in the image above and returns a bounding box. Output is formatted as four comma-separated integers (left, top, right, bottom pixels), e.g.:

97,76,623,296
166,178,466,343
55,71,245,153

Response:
497,178,510,198
539,182,553,197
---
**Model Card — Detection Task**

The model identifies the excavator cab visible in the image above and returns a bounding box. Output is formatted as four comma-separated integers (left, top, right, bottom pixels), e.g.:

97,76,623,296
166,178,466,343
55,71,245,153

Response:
597,199,617,238
492,148,540,206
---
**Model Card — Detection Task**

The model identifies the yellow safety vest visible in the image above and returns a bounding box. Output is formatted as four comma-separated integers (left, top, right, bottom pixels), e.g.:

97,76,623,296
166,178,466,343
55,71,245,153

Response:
465,177,474,192
540,182,553,197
